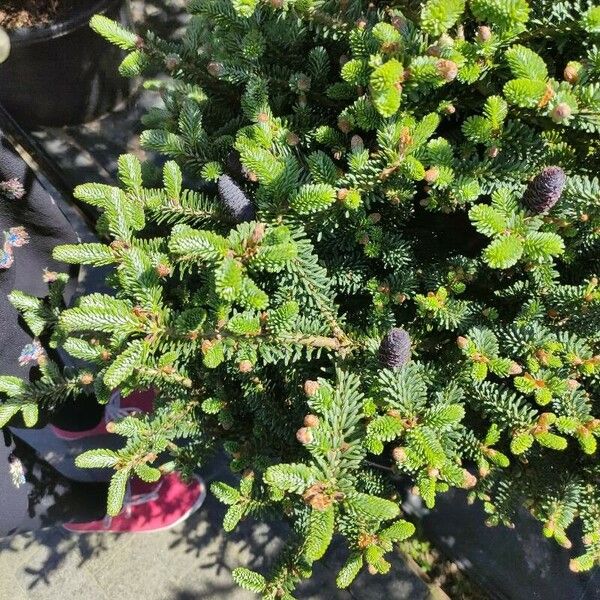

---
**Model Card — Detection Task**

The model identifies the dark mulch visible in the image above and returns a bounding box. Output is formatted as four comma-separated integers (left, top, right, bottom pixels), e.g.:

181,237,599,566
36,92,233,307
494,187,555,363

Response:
0,0,77,30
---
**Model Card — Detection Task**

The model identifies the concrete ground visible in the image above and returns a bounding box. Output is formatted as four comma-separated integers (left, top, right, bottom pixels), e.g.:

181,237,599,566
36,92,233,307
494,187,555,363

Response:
0,444,431,600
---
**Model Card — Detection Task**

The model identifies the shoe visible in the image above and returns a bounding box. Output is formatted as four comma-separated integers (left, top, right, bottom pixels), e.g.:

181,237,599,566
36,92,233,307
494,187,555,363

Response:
51,389,155,441
63,473,206,533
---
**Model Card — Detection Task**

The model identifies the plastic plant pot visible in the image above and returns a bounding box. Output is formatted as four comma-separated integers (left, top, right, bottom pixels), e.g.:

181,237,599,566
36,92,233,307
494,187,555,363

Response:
0,0,133,127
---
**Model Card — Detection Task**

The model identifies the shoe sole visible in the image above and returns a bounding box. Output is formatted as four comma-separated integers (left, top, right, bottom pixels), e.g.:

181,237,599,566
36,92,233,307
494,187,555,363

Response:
50,425,107,441
64,476,207,534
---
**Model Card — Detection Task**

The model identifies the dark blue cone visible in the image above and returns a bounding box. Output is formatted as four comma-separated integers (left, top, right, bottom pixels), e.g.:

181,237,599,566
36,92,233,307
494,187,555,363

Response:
379,327,411,368
217,174,255,223
522,166,566,214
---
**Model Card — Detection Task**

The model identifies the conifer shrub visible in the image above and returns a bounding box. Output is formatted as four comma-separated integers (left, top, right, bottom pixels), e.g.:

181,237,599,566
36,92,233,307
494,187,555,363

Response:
2,0,600,594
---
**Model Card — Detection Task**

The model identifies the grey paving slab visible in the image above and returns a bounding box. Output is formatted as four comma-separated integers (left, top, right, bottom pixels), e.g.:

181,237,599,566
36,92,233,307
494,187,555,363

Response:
404,489,600,600
0,573,31,600
1,458,431,600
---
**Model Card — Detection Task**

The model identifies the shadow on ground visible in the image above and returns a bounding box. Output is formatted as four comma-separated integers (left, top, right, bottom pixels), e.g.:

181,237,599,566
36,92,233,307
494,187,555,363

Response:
1,453,430,600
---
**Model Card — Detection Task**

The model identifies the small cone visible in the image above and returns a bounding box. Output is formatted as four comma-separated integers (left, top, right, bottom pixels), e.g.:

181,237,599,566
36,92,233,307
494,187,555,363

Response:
379,327,411,368
217,174,256,223
522,166,566,214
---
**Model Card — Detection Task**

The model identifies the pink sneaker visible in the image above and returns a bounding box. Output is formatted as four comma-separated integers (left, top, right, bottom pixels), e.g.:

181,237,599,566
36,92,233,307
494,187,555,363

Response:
63,473,206,533
51,389,155,441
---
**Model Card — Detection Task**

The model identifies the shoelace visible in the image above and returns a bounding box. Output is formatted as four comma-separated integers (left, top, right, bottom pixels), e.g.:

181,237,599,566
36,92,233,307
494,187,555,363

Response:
104,389,144,424
102,480,163,529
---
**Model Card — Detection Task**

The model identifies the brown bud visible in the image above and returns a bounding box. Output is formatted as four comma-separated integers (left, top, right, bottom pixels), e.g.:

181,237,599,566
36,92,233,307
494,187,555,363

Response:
42,269,59,283
257,112,270,123
356,18,367,29
479,463,490,477
444,104,456,115
207,61,223,77
110,240,127,251
580,213,589,222
390,15,406,30
424,167,440,183
463,470,478,489
428,467,440,479
551,102,572,123
297,75,311,92
569,559,581,573
304,379,320,396
367,564,378,575
392,446,407,463
564,61,582,84
100,350,111,361
368,212,382,223
250,222,266,244
427,45,442,57
509,362,523,375
304,414,320,428
106,421,117,434
338,117,352,133
337,188,349,201
488,146,499,158
303,482,332,510
79,373,94,386
476,26,492,42
296,427,314,445
456,336,469,349
350,135,364,152
437,59,458,81
238,360,253,373
164,54,181,71
135,35,145,50
155,263,171,278
286,132,300,146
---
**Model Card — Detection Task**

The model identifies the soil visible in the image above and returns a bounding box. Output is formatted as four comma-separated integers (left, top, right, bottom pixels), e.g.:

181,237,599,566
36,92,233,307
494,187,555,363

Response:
0,0,78,30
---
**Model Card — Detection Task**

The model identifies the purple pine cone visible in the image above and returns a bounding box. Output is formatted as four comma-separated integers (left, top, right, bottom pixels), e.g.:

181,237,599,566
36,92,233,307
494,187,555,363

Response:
217,174,255,223
0,178,25,200
379,327,411,368
522,166,566,214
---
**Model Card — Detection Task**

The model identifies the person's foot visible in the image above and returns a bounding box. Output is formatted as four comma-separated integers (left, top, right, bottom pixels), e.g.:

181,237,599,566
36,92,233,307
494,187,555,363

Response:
63,473,206,533
51,389,155,441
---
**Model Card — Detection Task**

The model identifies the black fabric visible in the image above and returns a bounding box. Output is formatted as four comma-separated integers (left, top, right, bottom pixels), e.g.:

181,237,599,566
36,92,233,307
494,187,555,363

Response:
0,131,79,378
0,131,106,431
0,129,107,525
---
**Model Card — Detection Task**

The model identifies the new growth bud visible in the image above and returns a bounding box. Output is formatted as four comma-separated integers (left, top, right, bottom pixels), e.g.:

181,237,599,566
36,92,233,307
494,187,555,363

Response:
304,380,320,396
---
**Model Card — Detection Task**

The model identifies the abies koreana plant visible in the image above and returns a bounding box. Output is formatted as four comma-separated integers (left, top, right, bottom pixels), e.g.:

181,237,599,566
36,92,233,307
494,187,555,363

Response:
1,0,600,595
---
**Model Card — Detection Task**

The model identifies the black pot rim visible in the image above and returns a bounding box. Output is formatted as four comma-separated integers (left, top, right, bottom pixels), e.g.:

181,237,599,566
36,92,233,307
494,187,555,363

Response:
7,0,125,47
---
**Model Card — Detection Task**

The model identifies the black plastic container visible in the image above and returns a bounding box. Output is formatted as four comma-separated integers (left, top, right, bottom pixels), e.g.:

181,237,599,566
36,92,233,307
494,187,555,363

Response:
0,0,132,127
